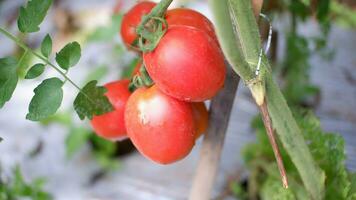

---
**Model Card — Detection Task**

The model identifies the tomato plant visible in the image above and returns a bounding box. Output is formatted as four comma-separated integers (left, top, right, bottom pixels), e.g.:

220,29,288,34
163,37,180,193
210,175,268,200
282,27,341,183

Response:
143,26,225,102
90,80,131,141
125,85,195,164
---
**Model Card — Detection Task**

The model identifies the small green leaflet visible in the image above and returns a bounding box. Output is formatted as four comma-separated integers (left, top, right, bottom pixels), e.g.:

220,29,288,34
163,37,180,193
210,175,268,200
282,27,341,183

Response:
41,34,52,58
26,77,63,121
73,80,113,120
55,42,81,70
17,0,53,33
25,63,45,79
0,57,18,108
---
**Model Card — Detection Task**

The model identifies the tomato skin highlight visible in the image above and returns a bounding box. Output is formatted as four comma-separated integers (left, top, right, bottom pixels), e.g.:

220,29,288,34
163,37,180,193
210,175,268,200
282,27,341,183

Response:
143,26,226,102
120,1,156,47
90,80,131,141
165,8,219,46
192,102,209,139
125,85,195,164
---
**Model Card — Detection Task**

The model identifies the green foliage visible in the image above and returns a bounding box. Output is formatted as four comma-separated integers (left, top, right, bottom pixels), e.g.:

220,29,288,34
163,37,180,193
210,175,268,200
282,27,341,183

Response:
89,134,120,170
84,65,109,83
16,49,34,79
26,78,63,121
41,34,52,58
88,14,123,42
330,1,356,28
17,0,53,33
0,57,18,108
235,111,356,200
55,42,81,70
73,80,113,120
261,177,296,200
121,58,140,79
0,165,52,200
25,63,45,79
65,127,89,158
282,34,319,105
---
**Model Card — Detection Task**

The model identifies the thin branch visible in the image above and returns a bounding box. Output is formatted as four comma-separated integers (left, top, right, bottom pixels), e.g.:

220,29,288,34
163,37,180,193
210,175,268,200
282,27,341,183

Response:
259,101,289,188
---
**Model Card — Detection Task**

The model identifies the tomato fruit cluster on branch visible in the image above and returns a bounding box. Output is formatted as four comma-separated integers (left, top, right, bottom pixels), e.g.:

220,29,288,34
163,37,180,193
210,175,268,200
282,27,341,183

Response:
91,1,225,164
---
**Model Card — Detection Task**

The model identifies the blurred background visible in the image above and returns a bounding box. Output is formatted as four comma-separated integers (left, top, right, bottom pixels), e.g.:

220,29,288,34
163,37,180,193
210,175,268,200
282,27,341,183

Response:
0,0,355,199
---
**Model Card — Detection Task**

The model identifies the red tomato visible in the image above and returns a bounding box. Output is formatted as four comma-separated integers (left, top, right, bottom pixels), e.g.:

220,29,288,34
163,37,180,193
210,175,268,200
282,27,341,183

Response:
192,102,209,139
120,1,156,47
91,80,131,141
125,85,195,164
143,26,226,102
165,8,219,46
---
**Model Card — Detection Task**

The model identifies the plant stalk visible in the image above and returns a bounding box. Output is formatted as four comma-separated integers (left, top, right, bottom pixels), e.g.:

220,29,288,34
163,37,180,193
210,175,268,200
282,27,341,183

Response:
259,101,288,188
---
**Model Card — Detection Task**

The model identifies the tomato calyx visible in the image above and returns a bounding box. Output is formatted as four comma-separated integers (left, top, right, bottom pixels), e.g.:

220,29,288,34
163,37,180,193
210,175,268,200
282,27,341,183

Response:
128,63,153,92
136,0,173,52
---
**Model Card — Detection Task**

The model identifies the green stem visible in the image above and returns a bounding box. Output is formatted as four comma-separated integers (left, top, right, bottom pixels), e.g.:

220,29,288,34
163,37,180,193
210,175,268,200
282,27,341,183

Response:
209,0,325,199
0,27,82,91
0,27,98,104
136,0,173,34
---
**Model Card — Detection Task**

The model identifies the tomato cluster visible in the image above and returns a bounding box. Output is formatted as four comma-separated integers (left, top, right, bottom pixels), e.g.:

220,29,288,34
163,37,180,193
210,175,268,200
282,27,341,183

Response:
91,1,225,164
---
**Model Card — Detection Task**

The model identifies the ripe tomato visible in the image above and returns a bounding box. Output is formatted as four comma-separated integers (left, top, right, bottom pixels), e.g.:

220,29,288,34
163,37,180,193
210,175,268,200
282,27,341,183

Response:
91,80,131,141
120,1,156,48
125,85,195,164
165,8,219,46
192,102,209,139
143,26,226,102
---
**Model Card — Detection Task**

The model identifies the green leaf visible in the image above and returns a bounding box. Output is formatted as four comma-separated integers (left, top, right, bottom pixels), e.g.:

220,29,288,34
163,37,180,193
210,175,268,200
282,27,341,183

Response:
25,63,45,79
0,57,18,108
55,42,81,70
73,80,113,120
41,34,52,58
17,0,53,33
0,137,3,142
65,127,89,158
26,78,63,121
261,177,296,200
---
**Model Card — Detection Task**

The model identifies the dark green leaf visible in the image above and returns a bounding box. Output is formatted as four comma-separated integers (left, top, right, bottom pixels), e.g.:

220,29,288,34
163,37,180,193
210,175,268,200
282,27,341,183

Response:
65,127,90,158
73,80,113,120
17,0,53,33
26,78,63,121
0,137,3,142
25,63,45,79
41,34,52,58
0,57,18,108
55,42,81,70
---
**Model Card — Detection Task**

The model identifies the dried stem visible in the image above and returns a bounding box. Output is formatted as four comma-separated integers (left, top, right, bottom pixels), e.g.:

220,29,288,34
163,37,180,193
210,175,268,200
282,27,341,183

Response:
259,100,288,188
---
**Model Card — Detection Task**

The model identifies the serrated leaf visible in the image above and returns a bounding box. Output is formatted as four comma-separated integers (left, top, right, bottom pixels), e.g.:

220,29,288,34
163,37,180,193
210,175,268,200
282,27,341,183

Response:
65,127,89,158
26,77,63,121
73,80,113,120
0,57,18,108
25,63,45,79
41,34,52,58
17,0,53,33
55,42,81,70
